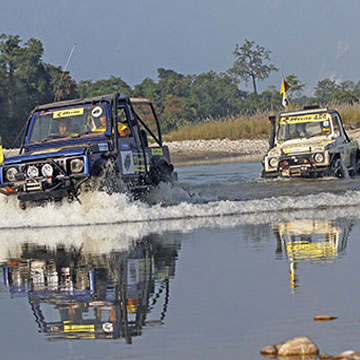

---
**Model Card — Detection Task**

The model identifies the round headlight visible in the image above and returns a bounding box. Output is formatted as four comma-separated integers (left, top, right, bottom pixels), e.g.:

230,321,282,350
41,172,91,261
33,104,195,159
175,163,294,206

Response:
314,153,325,163
41,163,53,177
27,165,39,178
269,157,279,168
70,158,84,173
6,167,19,182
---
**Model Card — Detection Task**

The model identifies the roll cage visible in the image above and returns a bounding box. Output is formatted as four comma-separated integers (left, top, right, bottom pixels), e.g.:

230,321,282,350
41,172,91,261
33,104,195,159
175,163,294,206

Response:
276,108,351,143
20,93,164,153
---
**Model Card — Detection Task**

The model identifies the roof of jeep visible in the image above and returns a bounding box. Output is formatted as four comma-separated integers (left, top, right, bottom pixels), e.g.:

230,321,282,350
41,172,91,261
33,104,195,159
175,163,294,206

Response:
33,92,130,112
280,107,331,117
279,107,343,119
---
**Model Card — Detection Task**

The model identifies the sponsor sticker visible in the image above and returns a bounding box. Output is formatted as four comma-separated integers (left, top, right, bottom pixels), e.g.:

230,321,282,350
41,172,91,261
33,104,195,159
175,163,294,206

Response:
91,106,103,118
98,143,109,152
280,113,329,124
53,108,84,119
151,148,163,156
64,324,95,333
120,143,130,150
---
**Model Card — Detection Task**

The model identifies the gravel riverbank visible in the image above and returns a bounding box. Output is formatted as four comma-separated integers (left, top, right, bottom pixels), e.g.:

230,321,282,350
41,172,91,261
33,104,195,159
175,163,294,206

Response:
165,138,269,166
166,128,360,166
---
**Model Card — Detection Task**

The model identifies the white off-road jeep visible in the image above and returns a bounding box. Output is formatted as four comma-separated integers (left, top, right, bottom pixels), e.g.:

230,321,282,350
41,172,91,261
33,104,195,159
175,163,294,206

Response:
262,106,360,178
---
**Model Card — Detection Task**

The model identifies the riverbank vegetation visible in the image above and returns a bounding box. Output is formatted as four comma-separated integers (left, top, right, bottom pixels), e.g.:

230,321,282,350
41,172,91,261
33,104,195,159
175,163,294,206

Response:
164,113,271,141
164,103,360,141
1,34,360,146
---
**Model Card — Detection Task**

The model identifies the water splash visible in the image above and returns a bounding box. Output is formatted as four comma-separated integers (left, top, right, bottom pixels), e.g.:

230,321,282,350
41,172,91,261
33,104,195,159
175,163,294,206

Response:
1,185,360,230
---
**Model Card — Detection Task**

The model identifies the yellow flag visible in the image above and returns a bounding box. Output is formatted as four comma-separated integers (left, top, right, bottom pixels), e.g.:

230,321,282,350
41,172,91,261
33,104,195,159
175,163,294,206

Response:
282,91,291,109
280,77,291,95
0,140,3,165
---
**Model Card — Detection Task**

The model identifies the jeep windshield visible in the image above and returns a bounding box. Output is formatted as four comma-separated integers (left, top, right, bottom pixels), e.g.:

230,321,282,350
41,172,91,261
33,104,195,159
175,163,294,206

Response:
28,104,110,143
277,114,332,142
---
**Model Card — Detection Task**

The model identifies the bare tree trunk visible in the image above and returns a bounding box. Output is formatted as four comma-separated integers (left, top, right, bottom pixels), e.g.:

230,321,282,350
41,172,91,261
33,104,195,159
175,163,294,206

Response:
251,74,257,95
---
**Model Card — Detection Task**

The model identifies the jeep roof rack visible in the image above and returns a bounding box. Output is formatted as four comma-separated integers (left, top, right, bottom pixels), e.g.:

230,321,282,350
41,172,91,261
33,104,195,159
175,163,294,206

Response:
34,93,130,112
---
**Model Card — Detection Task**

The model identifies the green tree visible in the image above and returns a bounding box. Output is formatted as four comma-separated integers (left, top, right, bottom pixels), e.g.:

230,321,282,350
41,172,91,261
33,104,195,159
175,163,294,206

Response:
77,75,131,98
0,34,62,146
189,71,245,120
133,77,161,104
162,94,189,131
228,39,278,95
314,79,338,104
333,81,358,104
0,34,50,145
133,69,194,131
47,64,78,101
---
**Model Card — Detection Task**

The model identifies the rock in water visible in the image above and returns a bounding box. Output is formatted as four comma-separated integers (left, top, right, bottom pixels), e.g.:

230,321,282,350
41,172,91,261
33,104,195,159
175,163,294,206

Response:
261,336,319,357
314,315,338,321
319,350,360,359
260,345,278,356
277,336,319,356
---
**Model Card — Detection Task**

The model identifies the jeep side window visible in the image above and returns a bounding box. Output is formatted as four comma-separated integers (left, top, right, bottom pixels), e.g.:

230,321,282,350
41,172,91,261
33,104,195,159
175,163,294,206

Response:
30,113,52,142
332,116,341,137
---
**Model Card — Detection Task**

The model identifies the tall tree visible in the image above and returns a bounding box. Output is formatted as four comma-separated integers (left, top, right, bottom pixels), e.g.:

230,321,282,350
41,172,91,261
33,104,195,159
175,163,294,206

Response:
47,64,78,101
314,79,338,104
0,34,62,146
189,71,245,120
228,39,278,95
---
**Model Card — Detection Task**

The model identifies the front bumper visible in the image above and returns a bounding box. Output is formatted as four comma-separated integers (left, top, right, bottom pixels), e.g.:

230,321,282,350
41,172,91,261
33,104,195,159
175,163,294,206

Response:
0,174,89,202
263,154,329,178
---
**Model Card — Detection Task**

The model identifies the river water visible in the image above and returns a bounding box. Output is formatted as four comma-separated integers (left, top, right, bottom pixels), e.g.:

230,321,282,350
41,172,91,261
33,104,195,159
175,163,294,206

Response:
1,161,360,359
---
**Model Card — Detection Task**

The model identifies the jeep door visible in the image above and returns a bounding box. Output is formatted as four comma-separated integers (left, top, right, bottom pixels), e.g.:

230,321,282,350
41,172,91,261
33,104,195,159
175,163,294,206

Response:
331,112,356,167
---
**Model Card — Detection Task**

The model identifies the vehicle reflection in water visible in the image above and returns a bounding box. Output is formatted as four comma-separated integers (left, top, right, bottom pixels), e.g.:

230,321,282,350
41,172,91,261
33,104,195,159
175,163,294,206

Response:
273,219,353,294
0,228,181,343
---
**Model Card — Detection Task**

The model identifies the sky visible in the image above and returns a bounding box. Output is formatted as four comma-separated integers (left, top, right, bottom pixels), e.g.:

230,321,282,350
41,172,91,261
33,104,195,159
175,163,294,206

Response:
0,0,358,94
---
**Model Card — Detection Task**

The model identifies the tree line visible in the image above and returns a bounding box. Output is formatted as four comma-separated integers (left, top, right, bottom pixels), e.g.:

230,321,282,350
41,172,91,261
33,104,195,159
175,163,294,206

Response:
0,34,359,147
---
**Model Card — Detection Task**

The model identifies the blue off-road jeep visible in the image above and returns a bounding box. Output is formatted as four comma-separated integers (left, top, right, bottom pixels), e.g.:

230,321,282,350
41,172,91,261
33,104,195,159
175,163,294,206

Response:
0,93,175,207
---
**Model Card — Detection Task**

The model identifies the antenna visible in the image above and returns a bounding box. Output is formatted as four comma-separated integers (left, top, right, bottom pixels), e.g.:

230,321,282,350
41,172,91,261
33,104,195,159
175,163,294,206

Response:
64,43,76,72
54,43,76,102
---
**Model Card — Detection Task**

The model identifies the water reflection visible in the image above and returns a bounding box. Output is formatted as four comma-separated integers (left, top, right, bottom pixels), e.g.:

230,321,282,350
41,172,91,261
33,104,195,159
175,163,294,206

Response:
0,228,181,343
273,219,353,293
